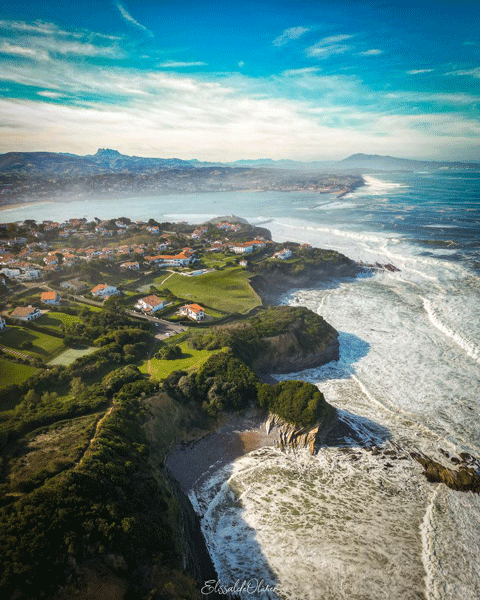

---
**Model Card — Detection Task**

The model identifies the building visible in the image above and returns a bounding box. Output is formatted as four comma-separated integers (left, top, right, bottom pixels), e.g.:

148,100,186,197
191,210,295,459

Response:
231,239,266,254
40,291,61,305
60,279,88,293
0,317,6,330
145,251,194,267
135,294,167,313
179,303,206,321
90,284,120,298
274,249,293,260
10,306,42,321
120,261,140,270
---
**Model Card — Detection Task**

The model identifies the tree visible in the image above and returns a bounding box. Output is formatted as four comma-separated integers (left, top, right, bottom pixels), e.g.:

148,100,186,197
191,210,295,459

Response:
70,377,85,397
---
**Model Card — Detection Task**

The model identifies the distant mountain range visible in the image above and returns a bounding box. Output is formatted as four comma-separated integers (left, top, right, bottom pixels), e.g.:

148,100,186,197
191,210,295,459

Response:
0,149,478,177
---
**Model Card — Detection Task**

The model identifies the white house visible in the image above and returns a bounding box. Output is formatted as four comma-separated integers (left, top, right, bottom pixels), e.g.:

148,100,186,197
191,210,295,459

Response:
40,291,61,305
10,306,42,321
231,243,254,255
135,294,167,313
90,284,120,298
120,261,140,270
179,303,206,321
145,252,193,267
61,279,88,293
274,249,293,260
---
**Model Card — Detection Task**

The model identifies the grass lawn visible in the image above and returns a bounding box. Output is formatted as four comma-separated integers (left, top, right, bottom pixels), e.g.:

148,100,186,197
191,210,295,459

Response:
0,359,39,389
36,311,82,332
48,346,97,366
139,341,214,381
0,326,65,360
162,266,261,314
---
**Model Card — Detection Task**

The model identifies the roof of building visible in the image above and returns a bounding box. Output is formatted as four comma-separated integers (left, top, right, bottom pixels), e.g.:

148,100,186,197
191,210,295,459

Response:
11,306,38,317
185,303,205,313
140,294,165,307
91,283,108,293
40,291,58,300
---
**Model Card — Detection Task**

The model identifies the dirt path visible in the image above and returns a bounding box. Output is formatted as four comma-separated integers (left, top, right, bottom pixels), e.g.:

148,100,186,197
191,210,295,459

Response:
74,402,115,470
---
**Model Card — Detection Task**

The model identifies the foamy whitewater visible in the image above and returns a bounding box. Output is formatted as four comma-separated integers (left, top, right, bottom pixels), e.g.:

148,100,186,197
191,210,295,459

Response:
3,171,480,598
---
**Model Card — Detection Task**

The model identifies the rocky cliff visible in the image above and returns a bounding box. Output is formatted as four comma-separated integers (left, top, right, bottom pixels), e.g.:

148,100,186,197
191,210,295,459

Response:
250,252,362,303
265,408,338,454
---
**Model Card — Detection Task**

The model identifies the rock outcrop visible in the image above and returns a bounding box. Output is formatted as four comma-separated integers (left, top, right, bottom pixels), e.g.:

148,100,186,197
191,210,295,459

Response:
250,257,362,304
252,319,339,374
265,408,338,455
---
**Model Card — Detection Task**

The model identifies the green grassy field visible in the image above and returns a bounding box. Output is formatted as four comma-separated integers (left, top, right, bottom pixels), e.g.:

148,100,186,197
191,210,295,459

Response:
161,266,261,314
36,311,83,332
48,346,97,366
139,341,214,381
0,326,65,360
0,359,39,389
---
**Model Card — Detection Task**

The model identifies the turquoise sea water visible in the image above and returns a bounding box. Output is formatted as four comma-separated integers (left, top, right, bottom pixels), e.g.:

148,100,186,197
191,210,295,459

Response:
3,171,480,599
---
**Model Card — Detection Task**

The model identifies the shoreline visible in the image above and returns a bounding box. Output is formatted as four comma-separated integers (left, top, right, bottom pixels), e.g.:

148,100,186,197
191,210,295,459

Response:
166,410,280,494
0,200,54,212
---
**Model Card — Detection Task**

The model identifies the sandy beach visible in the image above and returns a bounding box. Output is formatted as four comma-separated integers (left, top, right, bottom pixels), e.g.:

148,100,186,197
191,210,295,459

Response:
166,411,279,494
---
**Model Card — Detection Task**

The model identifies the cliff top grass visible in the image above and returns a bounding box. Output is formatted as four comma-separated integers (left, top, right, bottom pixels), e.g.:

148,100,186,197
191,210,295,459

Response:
159,265,261,314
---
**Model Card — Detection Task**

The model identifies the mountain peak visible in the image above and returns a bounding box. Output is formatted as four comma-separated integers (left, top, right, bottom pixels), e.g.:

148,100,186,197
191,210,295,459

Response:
95,148,122,157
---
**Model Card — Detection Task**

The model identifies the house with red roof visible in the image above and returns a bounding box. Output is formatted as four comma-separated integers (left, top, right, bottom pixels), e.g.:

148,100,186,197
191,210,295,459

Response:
135,294,167,313
90,284,120,298
40,291,61,305
178,303,206,321
10,306,42,321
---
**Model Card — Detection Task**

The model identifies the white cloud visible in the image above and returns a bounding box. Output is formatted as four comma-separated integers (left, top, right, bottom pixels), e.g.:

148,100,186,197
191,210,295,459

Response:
0,65,478,162
273,26,310,47
0,42,49,60
159,61,207,68
407,69,434,74
445,67,480,79
282,67,322,76
37,90,64,98
0,19,78,37
318,35,352,44
306,35,353,58
360,49,383,56
114,2,153,37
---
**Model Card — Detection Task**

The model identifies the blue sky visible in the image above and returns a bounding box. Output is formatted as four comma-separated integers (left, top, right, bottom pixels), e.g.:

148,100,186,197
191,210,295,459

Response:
0,0,479,160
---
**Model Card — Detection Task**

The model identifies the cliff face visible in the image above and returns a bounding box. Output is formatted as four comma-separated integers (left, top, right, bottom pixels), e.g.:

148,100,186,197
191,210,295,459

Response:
250,257,362,303
265,408,338,454
252,324,339,373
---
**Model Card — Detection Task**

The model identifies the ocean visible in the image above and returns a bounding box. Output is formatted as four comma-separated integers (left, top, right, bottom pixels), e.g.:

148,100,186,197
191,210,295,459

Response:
2,171,480,598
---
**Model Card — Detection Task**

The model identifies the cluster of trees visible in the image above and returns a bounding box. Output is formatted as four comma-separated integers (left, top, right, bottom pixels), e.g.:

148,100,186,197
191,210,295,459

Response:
164,350,259,418
51,305,151,347
258,380,331,428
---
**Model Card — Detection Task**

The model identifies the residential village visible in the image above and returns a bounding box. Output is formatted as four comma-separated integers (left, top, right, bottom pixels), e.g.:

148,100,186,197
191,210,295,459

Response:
0,214,314,387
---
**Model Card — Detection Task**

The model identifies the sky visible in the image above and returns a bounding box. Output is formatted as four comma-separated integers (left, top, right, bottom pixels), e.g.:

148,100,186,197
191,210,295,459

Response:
0,0,479,161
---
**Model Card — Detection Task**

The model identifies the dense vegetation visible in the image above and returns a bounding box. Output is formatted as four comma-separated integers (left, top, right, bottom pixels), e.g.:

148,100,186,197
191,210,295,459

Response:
190,305,335,366
0,375,205,600
258,380,330,428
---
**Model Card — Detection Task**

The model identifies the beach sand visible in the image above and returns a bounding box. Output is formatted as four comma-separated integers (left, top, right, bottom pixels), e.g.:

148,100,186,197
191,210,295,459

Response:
166,411,279,494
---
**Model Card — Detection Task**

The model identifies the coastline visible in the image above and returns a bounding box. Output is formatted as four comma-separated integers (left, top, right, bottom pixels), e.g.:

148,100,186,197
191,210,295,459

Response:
166,410,280,494
0,200,53,212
